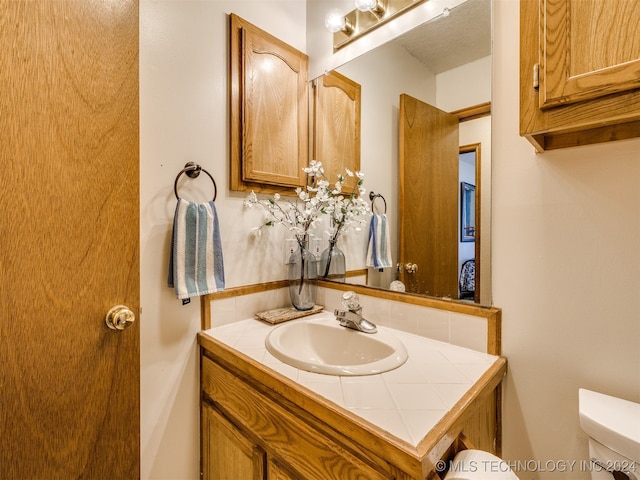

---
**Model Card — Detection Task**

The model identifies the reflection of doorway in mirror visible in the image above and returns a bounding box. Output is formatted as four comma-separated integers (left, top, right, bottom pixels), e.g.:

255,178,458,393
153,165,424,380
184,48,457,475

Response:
458,144,481,304
398,95,459,299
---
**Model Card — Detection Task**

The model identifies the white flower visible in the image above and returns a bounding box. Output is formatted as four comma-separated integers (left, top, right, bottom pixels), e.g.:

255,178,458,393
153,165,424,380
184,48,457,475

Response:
243,190,258,207
243,160,369,241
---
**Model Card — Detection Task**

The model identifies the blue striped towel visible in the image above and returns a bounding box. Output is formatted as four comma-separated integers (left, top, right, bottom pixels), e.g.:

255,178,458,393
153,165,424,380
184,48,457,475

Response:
168,199,225,300
366,214,392,269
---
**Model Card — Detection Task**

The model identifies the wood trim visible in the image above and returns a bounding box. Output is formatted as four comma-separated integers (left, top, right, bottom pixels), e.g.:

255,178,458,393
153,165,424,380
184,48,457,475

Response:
346,268,367,279
417,358,507,471
537,120,640,151
450,102,491,122
201,280,289,330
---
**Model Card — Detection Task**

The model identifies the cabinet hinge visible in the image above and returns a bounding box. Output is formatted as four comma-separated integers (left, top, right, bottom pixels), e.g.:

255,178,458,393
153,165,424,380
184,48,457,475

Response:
533,63,540,90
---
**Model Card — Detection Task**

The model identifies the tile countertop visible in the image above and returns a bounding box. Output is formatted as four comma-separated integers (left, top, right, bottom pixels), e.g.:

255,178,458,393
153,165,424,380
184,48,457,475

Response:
202,312,502,448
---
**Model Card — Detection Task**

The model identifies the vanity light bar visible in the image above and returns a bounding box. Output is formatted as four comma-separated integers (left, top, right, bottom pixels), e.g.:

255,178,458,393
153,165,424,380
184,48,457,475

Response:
332,0,430,51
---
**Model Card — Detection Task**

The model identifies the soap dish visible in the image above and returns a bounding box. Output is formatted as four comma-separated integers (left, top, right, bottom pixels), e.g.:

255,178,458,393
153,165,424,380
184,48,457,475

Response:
255,305,324,325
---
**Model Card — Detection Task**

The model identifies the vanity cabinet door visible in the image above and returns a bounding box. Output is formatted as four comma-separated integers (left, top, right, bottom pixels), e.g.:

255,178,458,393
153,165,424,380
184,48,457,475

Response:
201,355,394,480
202,403,265,480
520,0,640,151
268,460,299,480
230,13,309,194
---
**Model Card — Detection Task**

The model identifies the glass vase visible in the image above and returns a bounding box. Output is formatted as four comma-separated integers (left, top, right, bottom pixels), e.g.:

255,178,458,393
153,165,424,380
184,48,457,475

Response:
287,235,318,310
319,239,346,283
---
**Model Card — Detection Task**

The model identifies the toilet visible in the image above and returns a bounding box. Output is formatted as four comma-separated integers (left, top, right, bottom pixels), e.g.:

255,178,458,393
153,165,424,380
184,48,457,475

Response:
579,388,640,479
444,449,518,480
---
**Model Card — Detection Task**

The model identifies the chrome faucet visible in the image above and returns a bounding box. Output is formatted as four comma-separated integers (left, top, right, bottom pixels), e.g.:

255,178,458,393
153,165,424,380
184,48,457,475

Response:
334,291,377,334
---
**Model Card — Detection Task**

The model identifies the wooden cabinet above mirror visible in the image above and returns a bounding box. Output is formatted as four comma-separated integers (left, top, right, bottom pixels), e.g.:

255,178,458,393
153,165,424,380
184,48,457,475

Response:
230,14,309,194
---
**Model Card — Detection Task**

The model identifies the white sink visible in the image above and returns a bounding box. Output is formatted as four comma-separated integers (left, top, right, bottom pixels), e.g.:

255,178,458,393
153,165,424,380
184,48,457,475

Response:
265,316,408,376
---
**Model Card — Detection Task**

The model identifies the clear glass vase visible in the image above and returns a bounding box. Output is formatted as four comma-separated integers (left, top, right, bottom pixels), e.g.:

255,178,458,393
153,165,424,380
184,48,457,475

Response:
319,239,346,283
287,235,318,310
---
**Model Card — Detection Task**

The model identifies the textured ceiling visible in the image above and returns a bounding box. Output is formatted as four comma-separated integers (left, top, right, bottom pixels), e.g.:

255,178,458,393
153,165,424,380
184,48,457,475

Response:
393,0,492,74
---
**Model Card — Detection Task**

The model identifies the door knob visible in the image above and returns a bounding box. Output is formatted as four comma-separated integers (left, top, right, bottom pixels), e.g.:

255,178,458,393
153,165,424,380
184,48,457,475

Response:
105,305,136,331
404,263,418,274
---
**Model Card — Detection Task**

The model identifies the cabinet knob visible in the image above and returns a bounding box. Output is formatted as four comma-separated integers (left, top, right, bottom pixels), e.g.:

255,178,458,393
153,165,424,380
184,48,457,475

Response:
105,305,136,331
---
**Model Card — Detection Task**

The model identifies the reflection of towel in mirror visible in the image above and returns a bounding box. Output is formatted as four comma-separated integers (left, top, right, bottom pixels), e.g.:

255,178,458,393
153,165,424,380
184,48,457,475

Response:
366,214,392,269
168,199,225,300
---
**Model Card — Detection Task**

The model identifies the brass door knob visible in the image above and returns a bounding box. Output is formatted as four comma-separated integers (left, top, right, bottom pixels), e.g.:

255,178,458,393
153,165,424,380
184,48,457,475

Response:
404,263,418,274
105,305,136,331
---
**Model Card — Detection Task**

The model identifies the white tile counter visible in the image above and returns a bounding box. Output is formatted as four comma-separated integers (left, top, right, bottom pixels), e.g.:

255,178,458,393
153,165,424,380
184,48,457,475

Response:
202,311,502,448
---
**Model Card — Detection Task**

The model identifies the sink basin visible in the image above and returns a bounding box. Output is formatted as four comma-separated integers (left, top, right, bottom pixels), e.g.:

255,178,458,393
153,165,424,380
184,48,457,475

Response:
265,316,408,376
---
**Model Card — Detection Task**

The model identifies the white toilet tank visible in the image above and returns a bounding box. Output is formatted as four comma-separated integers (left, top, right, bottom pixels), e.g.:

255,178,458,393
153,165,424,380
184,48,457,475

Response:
579,388,640,480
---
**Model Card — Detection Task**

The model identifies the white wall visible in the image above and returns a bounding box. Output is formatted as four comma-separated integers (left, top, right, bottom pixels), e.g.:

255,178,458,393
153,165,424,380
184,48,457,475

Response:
493,1,640,478
140,1,307,478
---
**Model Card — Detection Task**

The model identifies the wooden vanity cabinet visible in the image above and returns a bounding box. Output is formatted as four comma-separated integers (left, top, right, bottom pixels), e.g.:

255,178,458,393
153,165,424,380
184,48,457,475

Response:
199,333,507,480
520,0,640,151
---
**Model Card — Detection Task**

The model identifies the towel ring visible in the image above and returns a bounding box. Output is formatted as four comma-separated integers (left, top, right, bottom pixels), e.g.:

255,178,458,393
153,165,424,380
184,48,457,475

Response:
369,191,387,214
174,162,217,201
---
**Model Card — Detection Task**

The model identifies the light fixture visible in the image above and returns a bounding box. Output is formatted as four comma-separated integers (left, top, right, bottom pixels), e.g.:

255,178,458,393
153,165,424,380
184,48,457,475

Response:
324,8,353,35
355,0,386,16
326,0,433,51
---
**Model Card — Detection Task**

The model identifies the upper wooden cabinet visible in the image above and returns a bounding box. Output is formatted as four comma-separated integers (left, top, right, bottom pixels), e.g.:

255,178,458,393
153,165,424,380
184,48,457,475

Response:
520,0,640,152
312,71,361,190
230,14,309,193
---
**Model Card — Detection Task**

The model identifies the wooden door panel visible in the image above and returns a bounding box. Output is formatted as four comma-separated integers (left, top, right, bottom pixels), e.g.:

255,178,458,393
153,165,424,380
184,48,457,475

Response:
0,1,140,478
398,95,459,298
202,404,265,480
541,0,640,108
313,71,361,190
230,14,309,192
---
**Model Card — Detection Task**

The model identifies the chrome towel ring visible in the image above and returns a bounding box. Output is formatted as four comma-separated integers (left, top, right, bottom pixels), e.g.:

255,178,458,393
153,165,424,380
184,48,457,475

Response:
174,162,217,201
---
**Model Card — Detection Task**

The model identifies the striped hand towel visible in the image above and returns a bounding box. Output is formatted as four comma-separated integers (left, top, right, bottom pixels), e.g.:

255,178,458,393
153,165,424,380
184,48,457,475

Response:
168,199,225,300
366,214,392,269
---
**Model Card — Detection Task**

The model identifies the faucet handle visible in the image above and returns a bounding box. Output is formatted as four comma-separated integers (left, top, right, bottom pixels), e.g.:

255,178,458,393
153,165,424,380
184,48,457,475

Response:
341,291,361,311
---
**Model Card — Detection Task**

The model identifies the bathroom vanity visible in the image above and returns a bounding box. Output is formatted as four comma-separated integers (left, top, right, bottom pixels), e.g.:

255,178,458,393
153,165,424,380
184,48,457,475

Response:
198,314,507,480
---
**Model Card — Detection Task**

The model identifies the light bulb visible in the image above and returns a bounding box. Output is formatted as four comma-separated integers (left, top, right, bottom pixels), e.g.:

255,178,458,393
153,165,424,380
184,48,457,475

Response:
325,8,346,33
355,0,377,12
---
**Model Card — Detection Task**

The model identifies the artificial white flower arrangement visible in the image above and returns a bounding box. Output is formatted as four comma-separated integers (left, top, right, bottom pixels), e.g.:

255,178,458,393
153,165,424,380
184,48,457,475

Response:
243,160,370,244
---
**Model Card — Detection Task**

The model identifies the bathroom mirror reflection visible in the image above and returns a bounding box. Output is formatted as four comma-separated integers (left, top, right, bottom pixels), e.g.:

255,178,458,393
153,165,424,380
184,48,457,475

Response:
312,0,492,305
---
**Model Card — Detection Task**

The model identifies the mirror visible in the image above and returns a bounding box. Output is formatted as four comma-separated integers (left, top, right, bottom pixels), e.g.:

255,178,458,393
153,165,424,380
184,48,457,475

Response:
312,0,492,305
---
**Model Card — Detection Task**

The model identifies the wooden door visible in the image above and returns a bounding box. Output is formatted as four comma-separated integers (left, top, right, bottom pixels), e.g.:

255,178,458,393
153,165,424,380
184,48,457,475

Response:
398,94,459,299
0,1,140,478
